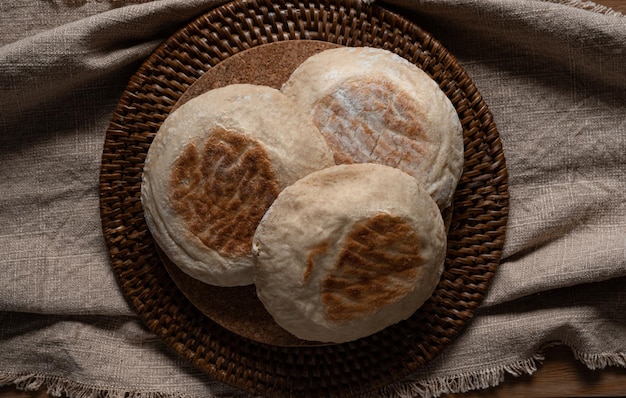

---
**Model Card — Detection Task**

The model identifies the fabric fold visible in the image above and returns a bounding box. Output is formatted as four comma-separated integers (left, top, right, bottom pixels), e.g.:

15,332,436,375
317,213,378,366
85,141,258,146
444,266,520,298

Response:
0,0,226,118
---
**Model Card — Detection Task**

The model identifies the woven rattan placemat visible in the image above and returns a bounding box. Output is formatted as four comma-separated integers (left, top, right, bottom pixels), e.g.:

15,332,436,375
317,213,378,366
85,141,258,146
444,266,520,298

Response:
99,0,509,396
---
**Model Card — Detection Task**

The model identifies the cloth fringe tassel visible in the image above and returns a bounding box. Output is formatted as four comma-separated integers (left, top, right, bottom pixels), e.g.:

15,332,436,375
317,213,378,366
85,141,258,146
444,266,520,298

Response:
370,345,626,398
573,348,626,370
368,353,544,398
0,374,209,398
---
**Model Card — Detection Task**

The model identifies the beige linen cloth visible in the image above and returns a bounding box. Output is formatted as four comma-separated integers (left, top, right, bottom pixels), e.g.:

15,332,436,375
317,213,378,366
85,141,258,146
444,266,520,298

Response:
1,0,625,397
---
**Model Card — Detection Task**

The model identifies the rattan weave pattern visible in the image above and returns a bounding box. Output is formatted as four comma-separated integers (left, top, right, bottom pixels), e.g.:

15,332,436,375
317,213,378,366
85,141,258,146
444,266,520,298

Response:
99,0,509,396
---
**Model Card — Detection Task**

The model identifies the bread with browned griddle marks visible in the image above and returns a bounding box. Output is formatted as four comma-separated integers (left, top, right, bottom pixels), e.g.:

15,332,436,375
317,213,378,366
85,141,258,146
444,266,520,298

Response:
281,47,464,210
142,84,335,287
252,164,446,343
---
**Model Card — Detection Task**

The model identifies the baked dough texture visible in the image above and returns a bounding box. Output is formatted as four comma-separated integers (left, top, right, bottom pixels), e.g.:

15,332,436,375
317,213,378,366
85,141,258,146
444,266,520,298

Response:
252,164,446,343
141,84,335,287
281,47,464,210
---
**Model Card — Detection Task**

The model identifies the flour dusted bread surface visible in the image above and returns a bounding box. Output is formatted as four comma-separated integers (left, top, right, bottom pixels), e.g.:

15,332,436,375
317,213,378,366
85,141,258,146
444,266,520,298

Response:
281,47,464,210
253,164,446,343
141,84,334,287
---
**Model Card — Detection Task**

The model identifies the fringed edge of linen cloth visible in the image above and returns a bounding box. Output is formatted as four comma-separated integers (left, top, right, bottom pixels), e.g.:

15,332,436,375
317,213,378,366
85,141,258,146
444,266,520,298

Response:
369,353,546,398
574,348,626,370
1,345,625,398
370,343,626,398
0,374,214,398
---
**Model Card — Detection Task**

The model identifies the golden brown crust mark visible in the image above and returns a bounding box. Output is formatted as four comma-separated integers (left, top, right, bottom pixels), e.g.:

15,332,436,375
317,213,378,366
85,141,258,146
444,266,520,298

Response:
321,213,423,322
304,241,329,283
169,127,280,257
313,78,429,168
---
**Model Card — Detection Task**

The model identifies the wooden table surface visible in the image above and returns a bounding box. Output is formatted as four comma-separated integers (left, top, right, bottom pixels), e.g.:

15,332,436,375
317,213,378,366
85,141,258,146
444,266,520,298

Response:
2,1,624,397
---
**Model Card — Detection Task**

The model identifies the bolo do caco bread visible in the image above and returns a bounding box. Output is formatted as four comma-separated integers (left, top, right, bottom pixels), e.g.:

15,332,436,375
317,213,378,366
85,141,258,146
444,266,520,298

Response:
282,46,464,210
253,164,446,343
141,84,334,287
141,46,464,343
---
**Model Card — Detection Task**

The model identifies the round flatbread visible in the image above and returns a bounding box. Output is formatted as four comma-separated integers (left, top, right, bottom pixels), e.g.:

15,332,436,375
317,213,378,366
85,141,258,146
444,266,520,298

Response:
141,84,335,287
281,47,464,210
252,164,446,343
